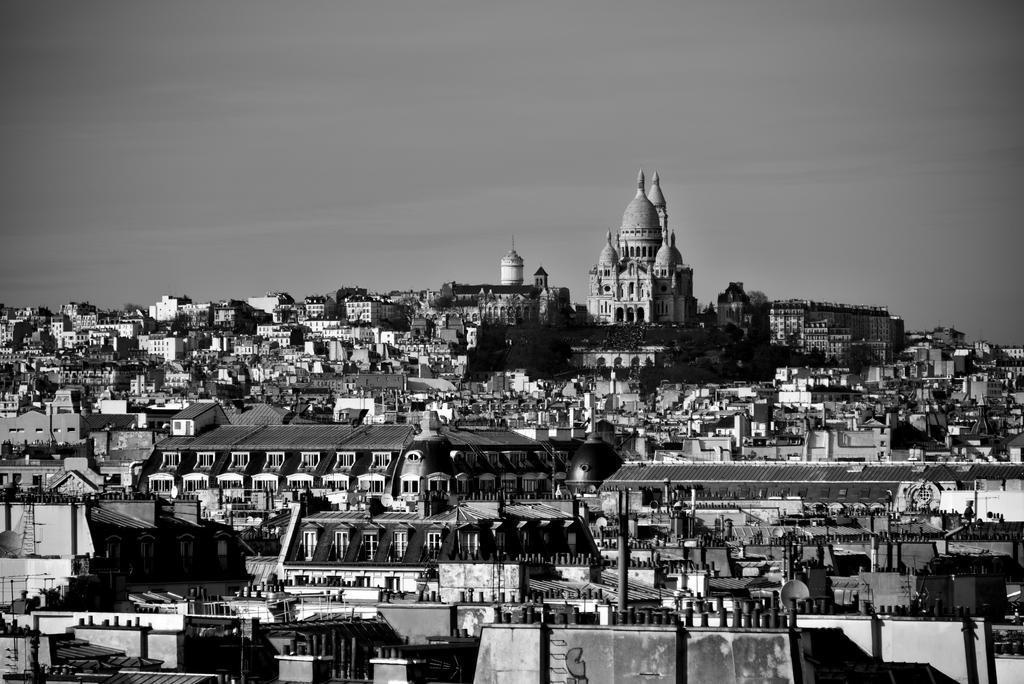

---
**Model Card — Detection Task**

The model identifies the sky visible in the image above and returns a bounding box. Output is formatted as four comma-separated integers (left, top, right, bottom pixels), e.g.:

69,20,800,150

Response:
2,0,1023,341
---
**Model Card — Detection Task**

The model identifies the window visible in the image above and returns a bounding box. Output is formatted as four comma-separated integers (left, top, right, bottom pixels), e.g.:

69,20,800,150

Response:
495,531,506,551
179,537,194,572
401,478,420,495
372,452,391,468
266,452,285,469
231,452,249,469
162,452,180,468
301,452,320,469
459,530,480,556
184,477,207,492
106,537,121,565
506,450,527,465
302,530,319,561
336,452,356,468
364,478,384,494
426,531,442,557
140,538,155,575
257,477,278,491
333,530,349,559
197,452,215,468
393,530,408,559
149,477,173,493
217,538,229,571
363,532,379,560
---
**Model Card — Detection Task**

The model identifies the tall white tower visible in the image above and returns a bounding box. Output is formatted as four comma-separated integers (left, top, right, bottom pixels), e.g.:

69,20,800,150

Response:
500,240,524,286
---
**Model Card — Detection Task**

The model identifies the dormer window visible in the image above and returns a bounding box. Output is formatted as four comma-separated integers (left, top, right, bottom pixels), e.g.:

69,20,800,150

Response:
372,452,391,468
333,530,349,559
300,452,320,469
162,452,180,468
302,529,319,561
197,452,215,468
506,450,527,466
266,452,285,469
405,451,421,462
231,452,250,469
336,452,356,468
362,531,379,561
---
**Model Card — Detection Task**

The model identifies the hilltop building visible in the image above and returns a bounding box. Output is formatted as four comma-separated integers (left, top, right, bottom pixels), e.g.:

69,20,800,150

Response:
587,170,697,324
439,244,569,325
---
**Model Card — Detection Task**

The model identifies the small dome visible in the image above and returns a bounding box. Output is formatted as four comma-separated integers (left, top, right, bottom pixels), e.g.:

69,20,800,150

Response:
669,231,683,263
654,238,676,269
501,249,524,266
598,231,619,266
566,433,622,487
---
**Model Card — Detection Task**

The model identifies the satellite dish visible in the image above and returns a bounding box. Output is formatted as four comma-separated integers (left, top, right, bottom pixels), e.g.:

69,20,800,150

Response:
649,501,661,513
594,516,608,529
380,494,394,508
780,580,811,603
170,485,179,499
772,527,787,539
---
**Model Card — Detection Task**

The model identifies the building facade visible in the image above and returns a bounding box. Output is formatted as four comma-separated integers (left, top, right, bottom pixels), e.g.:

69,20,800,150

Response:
769,299,904,362
587,171,696,324
439,248,569,326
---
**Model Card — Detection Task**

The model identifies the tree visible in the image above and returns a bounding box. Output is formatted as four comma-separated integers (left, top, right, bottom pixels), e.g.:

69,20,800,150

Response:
747,290,769,307
845,343,877,375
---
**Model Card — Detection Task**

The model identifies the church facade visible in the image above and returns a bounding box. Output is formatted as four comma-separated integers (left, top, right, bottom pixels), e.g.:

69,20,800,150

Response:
439,246,570,325
587,170,697,324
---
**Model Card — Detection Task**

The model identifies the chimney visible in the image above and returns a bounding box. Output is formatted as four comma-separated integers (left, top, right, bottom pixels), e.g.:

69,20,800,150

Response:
274,652,333,684
617,489,629,612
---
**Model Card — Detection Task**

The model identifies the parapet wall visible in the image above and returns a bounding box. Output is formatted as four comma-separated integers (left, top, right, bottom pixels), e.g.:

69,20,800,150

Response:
476,623,800,684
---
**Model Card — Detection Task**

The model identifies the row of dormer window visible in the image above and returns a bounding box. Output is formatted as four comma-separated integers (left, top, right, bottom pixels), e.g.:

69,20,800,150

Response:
160,448,566,472
161,450,394,470
301,527,443,562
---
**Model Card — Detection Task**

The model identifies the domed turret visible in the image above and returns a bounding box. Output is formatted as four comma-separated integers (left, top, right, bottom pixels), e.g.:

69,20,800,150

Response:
393,411,455,496
621,170,662,233
654,234,677,270
566,432,622,492
598,230,619,266
669,231,683,264
500,246,525,286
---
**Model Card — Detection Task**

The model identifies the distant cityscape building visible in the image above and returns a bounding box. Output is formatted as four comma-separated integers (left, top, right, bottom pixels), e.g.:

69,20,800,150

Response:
149,294,192,322
717,281,751,328
769,299,904,362
587,170,696,324
438,245,569,325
